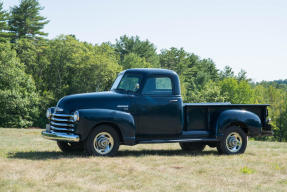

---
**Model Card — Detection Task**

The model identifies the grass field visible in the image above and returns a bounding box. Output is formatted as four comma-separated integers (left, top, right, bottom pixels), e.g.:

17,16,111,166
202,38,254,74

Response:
0,128,287,192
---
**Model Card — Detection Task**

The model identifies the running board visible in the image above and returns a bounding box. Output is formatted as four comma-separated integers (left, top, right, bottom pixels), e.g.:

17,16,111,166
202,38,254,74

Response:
137,138,218,144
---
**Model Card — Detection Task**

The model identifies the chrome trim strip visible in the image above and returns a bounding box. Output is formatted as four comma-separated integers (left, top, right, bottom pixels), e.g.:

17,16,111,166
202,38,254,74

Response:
55,107,64,112
51,121,74,127
52,113,73,118
138,138,218,144
50,125,74,132
51,117,74,122
117,105,129,108
42,131,79,142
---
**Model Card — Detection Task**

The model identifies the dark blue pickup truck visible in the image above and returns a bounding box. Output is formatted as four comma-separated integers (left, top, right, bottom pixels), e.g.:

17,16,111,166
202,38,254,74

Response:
42,68,272,156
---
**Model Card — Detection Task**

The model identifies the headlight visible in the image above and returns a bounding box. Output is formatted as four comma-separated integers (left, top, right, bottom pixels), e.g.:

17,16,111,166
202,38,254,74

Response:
73,111,80,122
46,108,52,119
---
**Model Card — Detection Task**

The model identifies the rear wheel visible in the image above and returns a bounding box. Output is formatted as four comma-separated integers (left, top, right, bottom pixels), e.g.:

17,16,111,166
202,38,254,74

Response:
85,125,120,156
217,126,247,155
57,141,84,153
179,142,206,152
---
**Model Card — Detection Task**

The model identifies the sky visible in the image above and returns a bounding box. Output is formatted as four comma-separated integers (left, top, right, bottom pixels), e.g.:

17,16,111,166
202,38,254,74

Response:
3,0,287,82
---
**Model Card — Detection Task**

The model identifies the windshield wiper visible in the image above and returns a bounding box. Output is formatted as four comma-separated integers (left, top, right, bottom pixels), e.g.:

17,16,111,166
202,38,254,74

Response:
115,88,127,92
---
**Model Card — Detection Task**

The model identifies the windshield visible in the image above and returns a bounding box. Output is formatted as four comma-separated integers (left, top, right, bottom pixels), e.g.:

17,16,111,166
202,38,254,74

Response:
111,73,123,90
111,73,141,93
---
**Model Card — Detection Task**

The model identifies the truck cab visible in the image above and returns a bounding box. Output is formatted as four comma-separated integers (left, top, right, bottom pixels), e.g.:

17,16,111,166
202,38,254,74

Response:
42,68,272,156
112,69,183,137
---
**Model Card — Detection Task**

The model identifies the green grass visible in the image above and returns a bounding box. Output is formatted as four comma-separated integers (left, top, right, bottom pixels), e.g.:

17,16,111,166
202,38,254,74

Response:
240,166,256,174
0,128,287,192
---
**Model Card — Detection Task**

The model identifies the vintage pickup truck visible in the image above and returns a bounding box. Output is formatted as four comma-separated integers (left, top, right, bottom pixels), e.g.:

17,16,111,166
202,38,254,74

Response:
42,68,272,156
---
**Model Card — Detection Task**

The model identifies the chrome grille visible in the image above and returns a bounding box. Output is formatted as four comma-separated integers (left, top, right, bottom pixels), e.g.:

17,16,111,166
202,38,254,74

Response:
50,113,75,132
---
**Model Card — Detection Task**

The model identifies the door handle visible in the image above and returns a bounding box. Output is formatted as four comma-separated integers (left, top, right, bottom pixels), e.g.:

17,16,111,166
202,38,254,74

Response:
169,99,178,103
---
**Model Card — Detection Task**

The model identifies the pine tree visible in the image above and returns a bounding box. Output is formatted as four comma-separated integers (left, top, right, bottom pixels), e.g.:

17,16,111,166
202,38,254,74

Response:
8,0,49,41
115,35,160,67
0,2,10,42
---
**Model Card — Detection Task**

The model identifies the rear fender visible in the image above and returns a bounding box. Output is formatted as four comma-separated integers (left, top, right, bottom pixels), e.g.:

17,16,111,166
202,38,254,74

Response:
216,109,262,137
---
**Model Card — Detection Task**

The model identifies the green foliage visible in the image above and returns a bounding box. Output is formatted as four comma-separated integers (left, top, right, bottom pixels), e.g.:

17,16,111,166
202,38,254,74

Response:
160,47,218,102
0,2,10,42
14,38,48,78
0,42,39,128
159,47,189,75
42,35,122,99
253,85,287,141
276,101,287,142
187,81,225,103
219,66,235,79
259,79,287,91
13,38,52,127
122,53,151,69
187,58,218,89
9,0,49,41
10,35,123,127
219,66,250,82
219,78,255,104
115,35,159,68
237,69,250,81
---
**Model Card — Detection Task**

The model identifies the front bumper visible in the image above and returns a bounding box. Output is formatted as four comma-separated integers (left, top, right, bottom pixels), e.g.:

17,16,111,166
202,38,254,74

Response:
42,130,80,142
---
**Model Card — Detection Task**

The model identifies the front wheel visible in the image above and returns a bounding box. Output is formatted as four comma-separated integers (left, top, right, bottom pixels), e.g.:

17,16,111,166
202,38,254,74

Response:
85,125,120,156
217,126,247,155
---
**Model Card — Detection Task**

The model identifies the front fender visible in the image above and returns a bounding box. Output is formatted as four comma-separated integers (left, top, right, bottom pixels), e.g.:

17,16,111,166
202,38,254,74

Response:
216,109,262,137
75,109,136,145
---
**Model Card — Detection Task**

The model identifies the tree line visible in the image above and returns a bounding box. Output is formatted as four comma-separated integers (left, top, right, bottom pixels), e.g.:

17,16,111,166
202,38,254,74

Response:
0,0,286,142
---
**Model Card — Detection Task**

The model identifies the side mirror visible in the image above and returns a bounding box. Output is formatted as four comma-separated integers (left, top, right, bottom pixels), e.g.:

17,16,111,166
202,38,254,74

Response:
135,83,140,90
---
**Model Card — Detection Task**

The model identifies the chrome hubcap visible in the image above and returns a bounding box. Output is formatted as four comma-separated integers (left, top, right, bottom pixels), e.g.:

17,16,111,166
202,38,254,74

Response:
93,132,114,155
226,132,242,153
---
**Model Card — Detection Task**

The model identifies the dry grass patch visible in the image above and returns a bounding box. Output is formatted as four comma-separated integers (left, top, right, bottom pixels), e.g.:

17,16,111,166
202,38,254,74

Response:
0,128,287,192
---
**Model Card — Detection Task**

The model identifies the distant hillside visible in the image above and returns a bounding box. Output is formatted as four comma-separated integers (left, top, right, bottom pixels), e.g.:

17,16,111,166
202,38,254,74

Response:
273,79,287,85
257,79,287,90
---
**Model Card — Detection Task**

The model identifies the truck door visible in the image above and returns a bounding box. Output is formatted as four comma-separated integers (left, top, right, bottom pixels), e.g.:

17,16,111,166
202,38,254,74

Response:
135,75,182,137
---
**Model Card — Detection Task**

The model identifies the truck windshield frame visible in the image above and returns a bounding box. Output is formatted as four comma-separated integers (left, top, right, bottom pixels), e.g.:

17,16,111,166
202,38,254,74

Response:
110,73,124,91
112,73,143,94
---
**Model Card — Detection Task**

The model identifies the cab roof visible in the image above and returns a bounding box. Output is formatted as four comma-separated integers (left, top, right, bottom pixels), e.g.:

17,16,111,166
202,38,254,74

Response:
124,68,177,76
123,68,181,95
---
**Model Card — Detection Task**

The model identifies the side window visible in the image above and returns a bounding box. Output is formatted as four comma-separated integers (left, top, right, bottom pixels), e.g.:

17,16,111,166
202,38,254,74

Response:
142,77,173,95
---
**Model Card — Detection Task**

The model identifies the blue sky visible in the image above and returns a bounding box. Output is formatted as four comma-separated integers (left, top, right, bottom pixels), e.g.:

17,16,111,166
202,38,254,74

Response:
4,0,287,82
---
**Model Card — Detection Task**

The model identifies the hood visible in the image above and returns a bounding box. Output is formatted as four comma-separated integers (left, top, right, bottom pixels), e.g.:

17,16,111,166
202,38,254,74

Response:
57,91,130,114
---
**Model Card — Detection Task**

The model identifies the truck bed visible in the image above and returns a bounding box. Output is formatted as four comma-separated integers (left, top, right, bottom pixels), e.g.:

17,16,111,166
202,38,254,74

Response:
183,103,269,134
183,103,270,107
